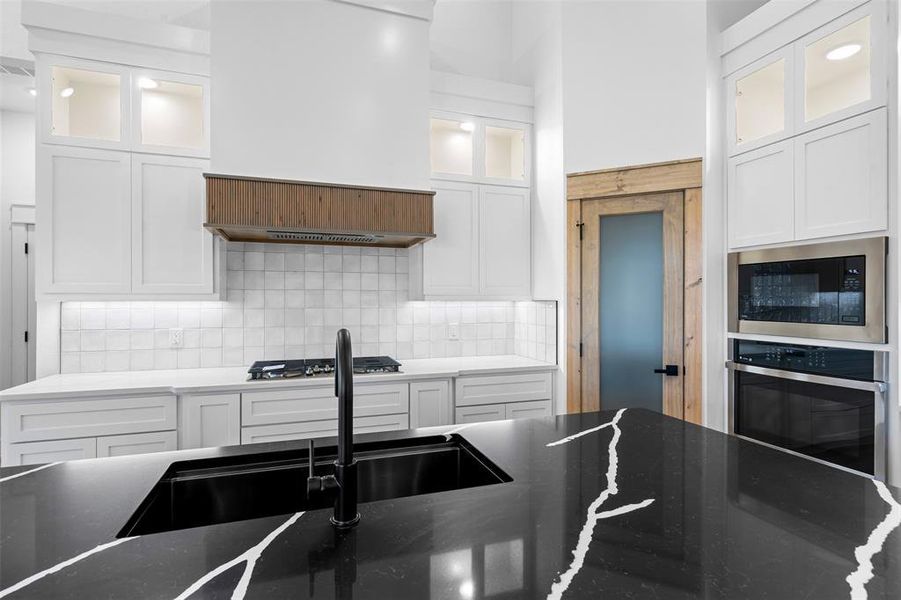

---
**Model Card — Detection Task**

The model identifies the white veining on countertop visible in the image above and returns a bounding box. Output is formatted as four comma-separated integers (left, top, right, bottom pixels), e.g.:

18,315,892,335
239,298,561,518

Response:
0,537,136,598
174,511,305,600
0,462,60,484
846,480,901,600
546,409,655,600
545,410,622,447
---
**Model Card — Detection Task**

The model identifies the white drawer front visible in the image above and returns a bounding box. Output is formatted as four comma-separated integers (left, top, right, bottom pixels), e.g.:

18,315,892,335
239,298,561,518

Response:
6,438,98,466
241,383,409,427
455,404,506,424
97,431,177,458
3,395,176,443
241,414,410,445
455,372,552,407
505,399,552,420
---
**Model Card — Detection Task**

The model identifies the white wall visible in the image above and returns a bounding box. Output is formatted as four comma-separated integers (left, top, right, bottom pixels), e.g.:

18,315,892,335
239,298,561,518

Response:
430,0,518,84
211,0,431,190
0,110,36,391
560,1,707,172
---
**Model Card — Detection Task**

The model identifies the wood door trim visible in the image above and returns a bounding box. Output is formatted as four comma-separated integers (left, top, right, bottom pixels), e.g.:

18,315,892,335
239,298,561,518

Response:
566,158,703,424
567,157,702,201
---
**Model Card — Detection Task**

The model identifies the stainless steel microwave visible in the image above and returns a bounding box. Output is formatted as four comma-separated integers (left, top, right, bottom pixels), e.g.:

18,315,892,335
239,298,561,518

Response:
728,237,887,344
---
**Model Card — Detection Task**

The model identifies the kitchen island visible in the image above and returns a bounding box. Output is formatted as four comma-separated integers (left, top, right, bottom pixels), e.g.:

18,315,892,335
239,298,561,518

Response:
1,408,899,599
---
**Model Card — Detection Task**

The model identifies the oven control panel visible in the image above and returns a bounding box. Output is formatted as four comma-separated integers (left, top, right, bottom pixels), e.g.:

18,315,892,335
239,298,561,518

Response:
733,340,875,381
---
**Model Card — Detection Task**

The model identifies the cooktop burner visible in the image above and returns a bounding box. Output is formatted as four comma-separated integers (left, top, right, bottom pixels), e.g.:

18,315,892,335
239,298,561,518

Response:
248,356,402,380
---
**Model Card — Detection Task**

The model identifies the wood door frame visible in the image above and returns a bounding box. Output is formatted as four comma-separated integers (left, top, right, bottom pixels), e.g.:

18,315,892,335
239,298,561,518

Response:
567,158,703,424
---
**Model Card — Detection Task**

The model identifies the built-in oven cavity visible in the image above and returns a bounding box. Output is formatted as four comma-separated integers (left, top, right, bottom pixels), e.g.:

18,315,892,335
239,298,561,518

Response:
737,255,865,326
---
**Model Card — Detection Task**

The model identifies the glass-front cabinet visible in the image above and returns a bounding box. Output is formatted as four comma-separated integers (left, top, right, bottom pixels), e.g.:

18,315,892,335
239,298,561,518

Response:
429,112,529,186
726,1,884,156
38,55,209,157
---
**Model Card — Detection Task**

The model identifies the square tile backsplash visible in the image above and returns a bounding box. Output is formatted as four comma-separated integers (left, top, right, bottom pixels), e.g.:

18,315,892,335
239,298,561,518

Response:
60,243,559,374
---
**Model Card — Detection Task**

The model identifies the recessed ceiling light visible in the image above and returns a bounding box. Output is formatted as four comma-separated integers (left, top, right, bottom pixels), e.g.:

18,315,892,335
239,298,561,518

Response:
459,122,475,132
59,87,75,98
27,87,37,97
138,77,158,89
826,43,862,61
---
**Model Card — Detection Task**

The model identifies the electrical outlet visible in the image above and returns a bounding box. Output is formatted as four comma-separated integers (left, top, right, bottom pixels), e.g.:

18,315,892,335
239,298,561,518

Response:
448,322,460,340
169,328,184,348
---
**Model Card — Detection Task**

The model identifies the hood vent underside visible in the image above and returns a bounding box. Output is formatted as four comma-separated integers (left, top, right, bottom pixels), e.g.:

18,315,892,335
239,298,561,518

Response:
203,173,435,248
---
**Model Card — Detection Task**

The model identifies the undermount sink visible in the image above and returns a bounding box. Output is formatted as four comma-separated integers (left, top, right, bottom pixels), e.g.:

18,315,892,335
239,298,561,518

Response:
119,434,511,537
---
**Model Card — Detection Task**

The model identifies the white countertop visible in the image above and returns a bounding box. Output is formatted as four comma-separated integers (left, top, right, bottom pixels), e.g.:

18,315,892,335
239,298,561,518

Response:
0,356,558,401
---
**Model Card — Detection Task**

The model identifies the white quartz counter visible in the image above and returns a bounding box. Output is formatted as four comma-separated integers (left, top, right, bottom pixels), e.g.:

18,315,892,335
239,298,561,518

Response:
0,356,558,401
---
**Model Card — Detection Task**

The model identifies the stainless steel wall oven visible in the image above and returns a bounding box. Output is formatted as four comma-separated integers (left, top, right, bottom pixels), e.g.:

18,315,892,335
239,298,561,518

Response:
727,339,886,478
728,237,887,343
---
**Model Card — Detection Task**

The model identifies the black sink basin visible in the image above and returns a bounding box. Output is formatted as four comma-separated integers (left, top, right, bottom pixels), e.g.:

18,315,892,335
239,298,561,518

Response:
119,434,511,536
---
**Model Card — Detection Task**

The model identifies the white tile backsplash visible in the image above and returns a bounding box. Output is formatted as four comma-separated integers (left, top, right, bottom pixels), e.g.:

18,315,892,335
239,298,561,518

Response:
59,243,558,373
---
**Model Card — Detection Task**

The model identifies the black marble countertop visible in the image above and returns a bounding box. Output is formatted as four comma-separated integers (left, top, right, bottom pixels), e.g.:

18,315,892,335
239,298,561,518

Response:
1,409,900,599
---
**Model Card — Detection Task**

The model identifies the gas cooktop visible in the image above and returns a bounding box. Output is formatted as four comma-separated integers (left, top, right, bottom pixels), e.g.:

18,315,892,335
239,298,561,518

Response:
247,356,402,380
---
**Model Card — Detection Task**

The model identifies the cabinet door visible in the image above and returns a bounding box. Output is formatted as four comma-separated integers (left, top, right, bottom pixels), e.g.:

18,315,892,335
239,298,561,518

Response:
423,181,480,296
795,2,886,134
455,372,553,407
726,47,794,156
97,431,177,458
410,380,452,428
179,393,241,449
5,438,97,466
727,140,794,248
479,186,531,297
132,69,210,157
505,400,552,420
455,404,506,425
38,146,131,294
132,155,213,294
794,109,887,240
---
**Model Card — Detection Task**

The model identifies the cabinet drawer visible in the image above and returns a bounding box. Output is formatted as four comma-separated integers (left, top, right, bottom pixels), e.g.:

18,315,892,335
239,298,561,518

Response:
2,395,176,443
97,431,177,458
241,414,410,445
505,399,552,420
5,438,98,466
455,404,506,424
455,372,552,407
241,383,409,427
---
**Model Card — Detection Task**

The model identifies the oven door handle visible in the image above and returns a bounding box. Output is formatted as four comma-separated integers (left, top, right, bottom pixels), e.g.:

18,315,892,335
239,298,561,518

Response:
725,361,887,393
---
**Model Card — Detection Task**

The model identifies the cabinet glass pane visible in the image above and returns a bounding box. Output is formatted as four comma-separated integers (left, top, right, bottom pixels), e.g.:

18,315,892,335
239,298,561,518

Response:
51,66,120,141
430,118,473,175
805,17,870,122
140,78,204,149
735,59,784,145
485,126,524,180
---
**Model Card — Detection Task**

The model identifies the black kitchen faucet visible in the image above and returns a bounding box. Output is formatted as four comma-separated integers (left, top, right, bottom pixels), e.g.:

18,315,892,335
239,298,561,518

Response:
306,328,360,528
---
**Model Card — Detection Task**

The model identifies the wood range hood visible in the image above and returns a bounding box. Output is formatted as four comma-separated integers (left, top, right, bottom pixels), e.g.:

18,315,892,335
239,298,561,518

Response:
203,173,436,248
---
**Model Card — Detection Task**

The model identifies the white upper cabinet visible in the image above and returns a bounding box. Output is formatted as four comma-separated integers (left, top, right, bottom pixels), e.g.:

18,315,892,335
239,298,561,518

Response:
132,155,213,294
794,108,887,240
479,186,531,297
797,4,885,133
133,70,210,157
38,146,132,294
423,181,480,296
726,1,885,157
728,48,793,155
430,112,530,186
37,55,209,158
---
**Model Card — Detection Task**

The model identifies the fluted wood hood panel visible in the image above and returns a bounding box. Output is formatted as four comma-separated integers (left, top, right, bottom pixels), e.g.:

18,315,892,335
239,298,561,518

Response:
203,173,435,248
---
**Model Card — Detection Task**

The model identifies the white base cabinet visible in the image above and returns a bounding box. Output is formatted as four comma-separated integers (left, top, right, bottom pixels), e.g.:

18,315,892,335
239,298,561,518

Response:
97,431,177,457
455,399,552,424
179,393,241,449
410,380,452,428
241,414,409,445
7,438,98,465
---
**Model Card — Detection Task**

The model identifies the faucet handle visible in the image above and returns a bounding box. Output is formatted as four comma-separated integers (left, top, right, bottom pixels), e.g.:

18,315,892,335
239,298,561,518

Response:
306,439,321,496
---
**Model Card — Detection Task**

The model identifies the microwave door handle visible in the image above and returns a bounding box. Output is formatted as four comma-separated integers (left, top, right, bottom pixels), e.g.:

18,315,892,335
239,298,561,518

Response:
726,361,886,393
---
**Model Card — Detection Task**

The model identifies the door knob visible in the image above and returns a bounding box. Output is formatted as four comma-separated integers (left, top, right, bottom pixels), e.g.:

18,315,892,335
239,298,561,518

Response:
654,365,679,376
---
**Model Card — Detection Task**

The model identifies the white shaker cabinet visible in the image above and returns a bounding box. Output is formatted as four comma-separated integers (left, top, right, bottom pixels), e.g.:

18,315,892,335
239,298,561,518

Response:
454,404,506,424
37,146,132,294
132,154,213,294
7,438,98,465
727,140,794,249
409,380,452,428
97,431,177,457
794,109,887,240
423,182,480,296
179,393,241,449
479,186,530,297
